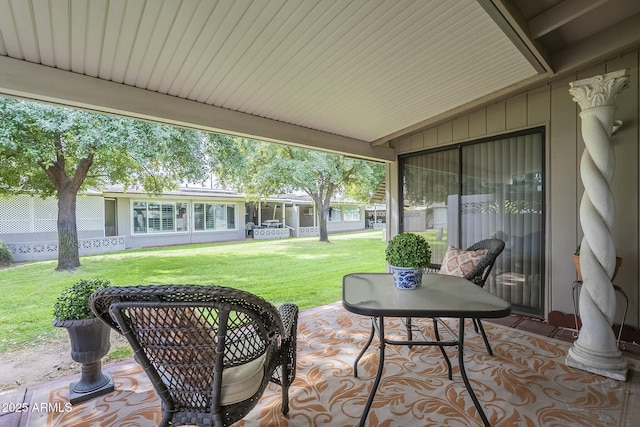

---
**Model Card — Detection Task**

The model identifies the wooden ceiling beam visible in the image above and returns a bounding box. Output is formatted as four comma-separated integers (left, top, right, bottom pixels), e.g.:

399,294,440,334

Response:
529,0,609,40
552,11,640,74
478,0,553,74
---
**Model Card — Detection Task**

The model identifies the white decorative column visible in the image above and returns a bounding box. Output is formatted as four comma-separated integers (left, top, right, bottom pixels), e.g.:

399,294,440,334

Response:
565,70,629,381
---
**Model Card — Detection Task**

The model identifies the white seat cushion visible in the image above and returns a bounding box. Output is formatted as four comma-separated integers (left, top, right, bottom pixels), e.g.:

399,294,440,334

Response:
220,353,266,405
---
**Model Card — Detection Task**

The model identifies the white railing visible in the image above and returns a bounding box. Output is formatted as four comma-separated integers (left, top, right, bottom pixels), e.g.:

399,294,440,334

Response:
8,236,126,262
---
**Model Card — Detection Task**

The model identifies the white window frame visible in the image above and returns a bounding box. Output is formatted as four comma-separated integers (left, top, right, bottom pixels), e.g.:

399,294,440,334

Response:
132,201,188,235
193,202,237,232
343,206,361,222
328,206,342,222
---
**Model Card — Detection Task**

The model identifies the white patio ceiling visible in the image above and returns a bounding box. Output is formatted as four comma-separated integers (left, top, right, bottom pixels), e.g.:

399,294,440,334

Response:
1,0,639,161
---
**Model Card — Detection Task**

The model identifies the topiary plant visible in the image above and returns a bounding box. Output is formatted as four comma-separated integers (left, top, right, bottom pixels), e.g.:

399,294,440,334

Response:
53,279,112,321
0,241,13,267
385,232,431,268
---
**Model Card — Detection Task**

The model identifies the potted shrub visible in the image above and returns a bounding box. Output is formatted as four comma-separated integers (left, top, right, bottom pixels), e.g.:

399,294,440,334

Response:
52,279,115,404
573,244,622,281
385,232,431,290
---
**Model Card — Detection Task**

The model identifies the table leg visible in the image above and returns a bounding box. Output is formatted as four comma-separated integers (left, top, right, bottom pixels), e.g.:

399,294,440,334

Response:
359,316,385,427
457,318,490,427
354,317,376,378
475,319,493,356
432,319,452,380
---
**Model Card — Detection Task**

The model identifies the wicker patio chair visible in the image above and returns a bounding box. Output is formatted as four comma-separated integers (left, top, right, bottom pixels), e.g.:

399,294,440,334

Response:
406,238,505,356
90,285,298,427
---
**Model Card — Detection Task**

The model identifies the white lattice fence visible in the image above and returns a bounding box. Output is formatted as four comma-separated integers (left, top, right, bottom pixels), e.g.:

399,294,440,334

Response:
8,236,126,262
33,198,57,232
0,194,104,234
76,197,105,231
0,195,32,233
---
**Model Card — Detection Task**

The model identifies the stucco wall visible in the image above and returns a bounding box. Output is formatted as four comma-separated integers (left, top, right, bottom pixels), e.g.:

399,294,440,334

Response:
392,50,640,327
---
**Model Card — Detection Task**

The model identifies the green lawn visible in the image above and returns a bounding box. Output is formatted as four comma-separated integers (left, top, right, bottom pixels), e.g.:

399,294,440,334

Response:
0,230,387,353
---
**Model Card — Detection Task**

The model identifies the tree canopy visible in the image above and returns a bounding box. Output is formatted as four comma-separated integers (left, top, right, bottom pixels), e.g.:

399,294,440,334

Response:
0,97,207,196
0,97,208,270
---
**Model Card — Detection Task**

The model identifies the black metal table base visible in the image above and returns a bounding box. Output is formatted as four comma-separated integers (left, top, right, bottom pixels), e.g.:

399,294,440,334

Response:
353,316,490,427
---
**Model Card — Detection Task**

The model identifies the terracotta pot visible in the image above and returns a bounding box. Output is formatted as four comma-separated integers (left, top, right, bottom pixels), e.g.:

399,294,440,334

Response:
573,254,622,282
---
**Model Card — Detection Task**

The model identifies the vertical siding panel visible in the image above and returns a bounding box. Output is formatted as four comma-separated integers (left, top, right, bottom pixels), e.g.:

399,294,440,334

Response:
452,116,469,142
120,198,131,241
506,93,527,129
487,101,506,134
424,128,438,148
437,122,453,145
548,75,579,315
395,136,411,154
527,86,551,125
410,133,424,150
606,53,639,327
469,109,486,137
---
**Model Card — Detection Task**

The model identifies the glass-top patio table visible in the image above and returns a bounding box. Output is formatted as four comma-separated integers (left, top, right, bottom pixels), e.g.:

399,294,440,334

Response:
343,273,511,427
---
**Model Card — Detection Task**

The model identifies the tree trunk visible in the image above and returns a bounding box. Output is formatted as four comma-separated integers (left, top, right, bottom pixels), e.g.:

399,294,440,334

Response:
57,186,80,270
318,207,329,242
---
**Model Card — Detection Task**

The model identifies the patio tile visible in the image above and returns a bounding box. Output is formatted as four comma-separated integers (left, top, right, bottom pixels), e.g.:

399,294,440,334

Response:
485,313,524,328
550,327,578,343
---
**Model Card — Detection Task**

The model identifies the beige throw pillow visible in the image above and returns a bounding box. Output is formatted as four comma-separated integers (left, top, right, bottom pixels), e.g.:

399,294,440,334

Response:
439,246,489,278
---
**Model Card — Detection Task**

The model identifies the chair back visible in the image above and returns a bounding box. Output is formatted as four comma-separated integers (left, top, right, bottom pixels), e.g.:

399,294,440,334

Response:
90,285,284,426
464,238,505,287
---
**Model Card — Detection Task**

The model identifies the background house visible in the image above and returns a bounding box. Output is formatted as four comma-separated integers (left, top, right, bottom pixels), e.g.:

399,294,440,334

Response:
1,187,367,261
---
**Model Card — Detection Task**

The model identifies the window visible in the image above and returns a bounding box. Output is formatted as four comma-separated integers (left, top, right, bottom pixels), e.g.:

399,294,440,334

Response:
193,203,236,231
343,206,361,221
329,206,342,222
400,128,544,316
176,203,188,231
147,202,161,232
133,202,147,233
133,201,188,234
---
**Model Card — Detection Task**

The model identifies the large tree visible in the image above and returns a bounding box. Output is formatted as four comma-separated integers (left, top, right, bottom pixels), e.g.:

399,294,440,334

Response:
208,136,385,242
0,97,208,270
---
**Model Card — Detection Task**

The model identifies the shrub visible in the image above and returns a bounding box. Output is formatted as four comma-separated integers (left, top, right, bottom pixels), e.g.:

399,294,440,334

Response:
53,279,112,321
0,241,13,267
385,233,431,268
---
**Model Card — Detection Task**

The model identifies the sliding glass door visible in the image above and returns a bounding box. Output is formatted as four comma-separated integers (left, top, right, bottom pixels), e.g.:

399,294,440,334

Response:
400,128,544,315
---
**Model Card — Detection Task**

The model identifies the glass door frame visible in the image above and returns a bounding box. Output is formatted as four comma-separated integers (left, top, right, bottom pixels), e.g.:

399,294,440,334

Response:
397,127,546,317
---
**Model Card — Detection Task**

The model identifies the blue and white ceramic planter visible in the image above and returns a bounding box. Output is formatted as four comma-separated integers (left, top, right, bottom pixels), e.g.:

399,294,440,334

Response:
390,266,423,290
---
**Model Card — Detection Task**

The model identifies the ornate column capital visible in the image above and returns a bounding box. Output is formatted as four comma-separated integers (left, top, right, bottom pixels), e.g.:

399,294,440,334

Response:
569,70,629,111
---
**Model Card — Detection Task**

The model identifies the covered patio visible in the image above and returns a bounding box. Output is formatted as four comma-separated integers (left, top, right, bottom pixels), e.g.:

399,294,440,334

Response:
2,304,639,426
2,0,640,425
